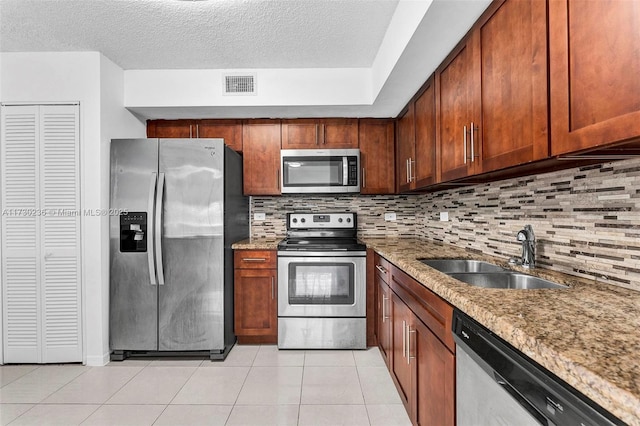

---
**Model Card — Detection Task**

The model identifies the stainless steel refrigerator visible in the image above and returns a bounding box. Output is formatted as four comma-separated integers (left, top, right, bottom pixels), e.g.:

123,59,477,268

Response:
109,138,248,360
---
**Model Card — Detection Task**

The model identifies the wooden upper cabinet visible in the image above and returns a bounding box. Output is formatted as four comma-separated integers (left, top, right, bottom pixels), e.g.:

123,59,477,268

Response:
147,119,196,138
549,0,640,155
478,0,549,172
281,119,318,149
198,119,243,152
359,119,395,195
396,104,415,192
414,79,436,188
281,119,358,149
437,0,549,182
436,36,480,182
242,120,281,195
146,119,243,152
323,119,359,148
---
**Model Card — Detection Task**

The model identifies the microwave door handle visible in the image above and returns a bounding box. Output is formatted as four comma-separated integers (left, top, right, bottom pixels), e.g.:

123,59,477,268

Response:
343,157,348,186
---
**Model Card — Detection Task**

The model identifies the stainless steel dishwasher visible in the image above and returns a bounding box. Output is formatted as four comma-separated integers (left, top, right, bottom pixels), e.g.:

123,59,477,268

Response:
452,309,623,426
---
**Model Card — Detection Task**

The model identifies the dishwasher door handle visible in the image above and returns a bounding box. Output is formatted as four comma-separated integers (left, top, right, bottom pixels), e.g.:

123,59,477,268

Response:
493,371,547,425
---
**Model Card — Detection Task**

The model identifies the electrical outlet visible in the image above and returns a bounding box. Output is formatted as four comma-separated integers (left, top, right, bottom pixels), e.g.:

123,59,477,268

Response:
254,212,266,221
384,212,397,221
440,212,449,222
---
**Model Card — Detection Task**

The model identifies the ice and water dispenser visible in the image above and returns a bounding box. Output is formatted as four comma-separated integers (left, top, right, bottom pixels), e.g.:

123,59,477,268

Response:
119,212,147,252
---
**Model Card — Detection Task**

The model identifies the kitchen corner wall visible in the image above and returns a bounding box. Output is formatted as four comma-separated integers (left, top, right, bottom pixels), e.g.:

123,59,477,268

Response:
251,157,640,292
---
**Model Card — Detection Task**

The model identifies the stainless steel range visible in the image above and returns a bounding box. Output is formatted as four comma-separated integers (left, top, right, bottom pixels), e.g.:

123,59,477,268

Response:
277,212,366,349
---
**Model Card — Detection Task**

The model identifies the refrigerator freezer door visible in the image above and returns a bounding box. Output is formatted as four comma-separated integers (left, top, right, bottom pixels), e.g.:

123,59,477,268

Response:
110,139,159,351
158,139,225,351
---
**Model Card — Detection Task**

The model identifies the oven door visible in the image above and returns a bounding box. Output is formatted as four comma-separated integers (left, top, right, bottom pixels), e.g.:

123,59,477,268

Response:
278,252,366,317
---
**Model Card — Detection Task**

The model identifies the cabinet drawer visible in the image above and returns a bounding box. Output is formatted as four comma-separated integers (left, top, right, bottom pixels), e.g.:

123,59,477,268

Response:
390,264,455,352
234,250,277,269
374,254,391,284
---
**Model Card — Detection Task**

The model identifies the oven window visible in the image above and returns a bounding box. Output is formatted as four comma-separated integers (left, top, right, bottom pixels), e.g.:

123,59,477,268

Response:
282,157,343,187
288,262,355,305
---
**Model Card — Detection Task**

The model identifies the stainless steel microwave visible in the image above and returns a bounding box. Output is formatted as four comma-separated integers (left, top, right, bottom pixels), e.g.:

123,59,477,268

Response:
280,149,360,194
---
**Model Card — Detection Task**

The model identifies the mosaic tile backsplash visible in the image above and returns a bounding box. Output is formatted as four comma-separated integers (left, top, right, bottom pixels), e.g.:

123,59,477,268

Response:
250,195,419,238
251,157,640,291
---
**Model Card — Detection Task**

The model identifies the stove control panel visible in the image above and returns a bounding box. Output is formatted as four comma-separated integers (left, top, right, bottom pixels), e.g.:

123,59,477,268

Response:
288,212,356,229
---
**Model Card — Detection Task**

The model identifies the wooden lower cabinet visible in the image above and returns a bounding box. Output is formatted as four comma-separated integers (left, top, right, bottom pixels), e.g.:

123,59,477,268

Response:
391,292,413,409
376,274,392,368
411,313,455,426
375,255,455,426
234,250,277,344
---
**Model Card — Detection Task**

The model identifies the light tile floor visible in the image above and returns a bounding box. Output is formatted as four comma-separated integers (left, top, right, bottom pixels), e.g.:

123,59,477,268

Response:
0,345,411,425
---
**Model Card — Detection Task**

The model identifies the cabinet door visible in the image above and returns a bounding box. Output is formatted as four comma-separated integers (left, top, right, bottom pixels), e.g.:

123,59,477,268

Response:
281,119,320,149
414,80,436,188
146,120,196,138
322,119,359,148
359,119,395,194
412,315,454,426
2,105,82,364
198,120,243,152
391,292,412,409
479,0,548,172
242,120,281,195
396,104,415,192
376,278,392,368
437,36,480,181
234,268,277,337
549,0,640,155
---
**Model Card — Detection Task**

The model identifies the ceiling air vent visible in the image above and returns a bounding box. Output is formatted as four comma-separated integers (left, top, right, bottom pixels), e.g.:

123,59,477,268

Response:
223,73,257,96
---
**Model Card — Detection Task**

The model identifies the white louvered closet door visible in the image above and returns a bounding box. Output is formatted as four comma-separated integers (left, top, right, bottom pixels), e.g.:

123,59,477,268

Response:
1,104,81,363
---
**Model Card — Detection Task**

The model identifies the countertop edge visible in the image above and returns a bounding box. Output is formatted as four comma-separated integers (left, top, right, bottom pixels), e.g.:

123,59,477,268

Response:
363,237,639,425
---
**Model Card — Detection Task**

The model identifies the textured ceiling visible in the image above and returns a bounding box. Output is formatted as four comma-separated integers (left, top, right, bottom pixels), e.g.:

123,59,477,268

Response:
0,0,399,70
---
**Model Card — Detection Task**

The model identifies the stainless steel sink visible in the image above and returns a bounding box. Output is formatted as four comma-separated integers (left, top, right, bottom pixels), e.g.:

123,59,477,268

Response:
448,272,569,290
420,259,506,273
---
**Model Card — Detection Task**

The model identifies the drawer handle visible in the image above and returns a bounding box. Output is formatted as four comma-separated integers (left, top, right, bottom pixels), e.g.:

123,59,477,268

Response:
271,276,275,299
242,258,266,262
375,264,387,274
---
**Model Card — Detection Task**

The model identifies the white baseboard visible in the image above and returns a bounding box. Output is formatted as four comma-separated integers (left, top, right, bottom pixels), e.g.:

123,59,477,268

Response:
85,352,110,366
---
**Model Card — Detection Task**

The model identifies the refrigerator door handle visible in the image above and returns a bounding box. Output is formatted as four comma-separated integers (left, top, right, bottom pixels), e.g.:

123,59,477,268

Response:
155,172,166,285
147,173,158,285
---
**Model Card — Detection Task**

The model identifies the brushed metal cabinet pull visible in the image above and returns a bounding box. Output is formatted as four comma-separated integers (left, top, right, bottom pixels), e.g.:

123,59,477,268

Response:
242,258,266,262
463,125,467,164
375,265,387,274
402,320,406,359
362,167,366,188
271,276,275,299
470,122,475,162
408,329,416,362
406,159,410,183
196,124,200,138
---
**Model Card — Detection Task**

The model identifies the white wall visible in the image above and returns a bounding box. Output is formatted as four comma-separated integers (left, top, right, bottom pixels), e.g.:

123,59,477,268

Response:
97,55,146,365
0,52,145,366
125,67,371,110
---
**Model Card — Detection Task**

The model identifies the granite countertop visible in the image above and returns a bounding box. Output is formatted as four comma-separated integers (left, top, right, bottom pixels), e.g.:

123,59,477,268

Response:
232,237,282,250
362,237,640,425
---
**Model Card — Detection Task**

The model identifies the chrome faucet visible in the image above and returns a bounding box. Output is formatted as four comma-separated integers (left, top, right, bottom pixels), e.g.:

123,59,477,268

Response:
516,225,535,268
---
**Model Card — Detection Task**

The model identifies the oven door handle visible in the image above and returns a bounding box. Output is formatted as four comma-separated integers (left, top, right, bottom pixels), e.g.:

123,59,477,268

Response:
343,156,348,186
